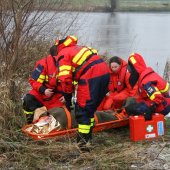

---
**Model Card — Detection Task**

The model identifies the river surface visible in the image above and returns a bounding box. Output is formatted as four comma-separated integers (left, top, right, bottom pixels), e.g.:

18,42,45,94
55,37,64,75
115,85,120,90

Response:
45,12,170,76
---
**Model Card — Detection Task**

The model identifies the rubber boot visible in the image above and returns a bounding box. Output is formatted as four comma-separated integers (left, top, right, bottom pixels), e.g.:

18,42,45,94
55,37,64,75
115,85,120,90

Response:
77,132,91,153
89,128,93,143
89,117,95,143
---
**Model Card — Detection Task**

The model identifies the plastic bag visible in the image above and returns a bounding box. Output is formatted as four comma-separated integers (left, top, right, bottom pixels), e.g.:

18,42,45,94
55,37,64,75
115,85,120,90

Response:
27,115,61,134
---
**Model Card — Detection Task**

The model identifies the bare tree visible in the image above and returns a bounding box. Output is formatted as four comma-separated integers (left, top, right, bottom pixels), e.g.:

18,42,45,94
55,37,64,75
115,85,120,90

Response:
0,0,58,80
0,0,66,101
0,0,80,101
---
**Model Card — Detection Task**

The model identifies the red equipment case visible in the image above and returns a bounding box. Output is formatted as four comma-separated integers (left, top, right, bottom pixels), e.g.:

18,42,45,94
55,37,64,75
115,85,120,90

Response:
129,113,165,141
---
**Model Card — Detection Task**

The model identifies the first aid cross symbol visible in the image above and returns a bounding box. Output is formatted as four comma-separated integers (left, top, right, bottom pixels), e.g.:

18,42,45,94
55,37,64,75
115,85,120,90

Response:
146,125,154,133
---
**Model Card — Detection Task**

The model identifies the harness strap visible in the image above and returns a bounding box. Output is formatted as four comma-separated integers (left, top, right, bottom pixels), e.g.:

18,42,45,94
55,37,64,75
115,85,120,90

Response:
80,59,104,77
63,106,72,129
73,53,95,78
94,114,99,124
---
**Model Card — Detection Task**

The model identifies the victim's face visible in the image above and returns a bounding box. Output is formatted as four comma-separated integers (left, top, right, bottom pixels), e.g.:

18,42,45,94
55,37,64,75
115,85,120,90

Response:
110,62,120,73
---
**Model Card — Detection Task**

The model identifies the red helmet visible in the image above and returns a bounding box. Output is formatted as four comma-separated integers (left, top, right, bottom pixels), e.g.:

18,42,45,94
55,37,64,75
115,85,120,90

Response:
55,35,77,53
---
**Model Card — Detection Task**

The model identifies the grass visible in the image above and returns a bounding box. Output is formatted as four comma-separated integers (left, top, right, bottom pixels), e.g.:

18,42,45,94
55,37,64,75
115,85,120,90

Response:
1,121,170,169
165,118,170,137
1,61,170,169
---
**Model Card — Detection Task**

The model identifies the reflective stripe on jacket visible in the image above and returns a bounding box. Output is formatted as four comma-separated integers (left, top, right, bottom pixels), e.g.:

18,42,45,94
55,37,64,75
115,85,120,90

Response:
29,55,61,94
138,67,169,99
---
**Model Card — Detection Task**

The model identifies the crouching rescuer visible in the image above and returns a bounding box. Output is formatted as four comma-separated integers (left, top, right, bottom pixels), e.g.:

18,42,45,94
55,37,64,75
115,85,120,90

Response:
124,53,170,120
22,46,68,124
53,35,110,152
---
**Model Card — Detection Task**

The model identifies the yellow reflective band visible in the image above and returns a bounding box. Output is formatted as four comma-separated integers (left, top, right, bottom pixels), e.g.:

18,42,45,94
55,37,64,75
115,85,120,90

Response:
91,48,97,54
130,56,136,64
78,124,91,134
45,75,48,82
90,118,95,127
90,118,94,122
73,81,78,85
23,110,34,115
87,47,97,54
60,65,72,71
72,47,88,63
70,35,77,41
39,74,45,79
160,83,169,93
64,38,72,46
37,78,44,83
58,70,70,76
149,91,161,100
77,50,92,65
78,129,90,134
78,124,91,129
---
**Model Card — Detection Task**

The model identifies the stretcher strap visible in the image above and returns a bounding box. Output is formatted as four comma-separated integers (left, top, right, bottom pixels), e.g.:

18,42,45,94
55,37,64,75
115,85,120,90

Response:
63,106,72,129
94,114,99,124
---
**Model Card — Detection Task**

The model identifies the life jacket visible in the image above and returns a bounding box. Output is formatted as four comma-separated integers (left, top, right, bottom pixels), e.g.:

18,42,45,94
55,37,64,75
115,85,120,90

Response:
56,45,99,82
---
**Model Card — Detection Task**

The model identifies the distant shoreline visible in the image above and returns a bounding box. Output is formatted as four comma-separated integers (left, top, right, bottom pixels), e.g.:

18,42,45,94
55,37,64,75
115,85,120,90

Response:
48,3,170,12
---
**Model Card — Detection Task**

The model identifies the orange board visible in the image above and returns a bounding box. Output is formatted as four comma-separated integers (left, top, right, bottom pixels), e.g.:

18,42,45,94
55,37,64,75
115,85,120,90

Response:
22,118,129,140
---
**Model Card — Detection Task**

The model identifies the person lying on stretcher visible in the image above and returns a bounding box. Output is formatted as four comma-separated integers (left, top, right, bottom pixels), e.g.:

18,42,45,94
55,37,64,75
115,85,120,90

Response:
25,104,130,134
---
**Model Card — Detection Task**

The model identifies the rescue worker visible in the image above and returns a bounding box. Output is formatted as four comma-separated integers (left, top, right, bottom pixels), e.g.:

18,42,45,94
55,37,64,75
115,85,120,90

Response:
53,35,110,152
23,46,68,124
125,53,170,120
98,56,137,111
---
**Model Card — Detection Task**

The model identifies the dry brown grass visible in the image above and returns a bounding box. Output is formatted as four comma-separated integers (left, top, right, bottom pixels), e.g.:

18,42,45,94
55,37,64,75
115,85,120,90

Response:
1,99,170,170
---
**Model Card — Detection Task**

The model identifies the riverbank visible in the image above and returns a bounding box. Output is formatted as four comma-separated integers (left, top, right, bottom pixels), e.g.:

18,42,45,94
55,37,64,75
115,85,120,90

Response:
48,0,170,12
118,0,170,12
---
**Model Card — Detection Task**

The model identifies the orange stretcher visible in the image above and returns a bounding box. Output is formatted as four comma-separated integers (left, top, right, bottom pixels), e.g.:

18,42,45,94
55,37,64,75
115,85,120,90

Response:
22,117,129,141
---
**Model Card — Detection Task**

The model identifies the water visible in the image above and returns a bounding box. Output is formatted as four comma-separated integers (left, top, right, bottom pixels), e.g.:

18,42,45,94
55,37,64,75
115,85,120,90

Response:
45,12,170,76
